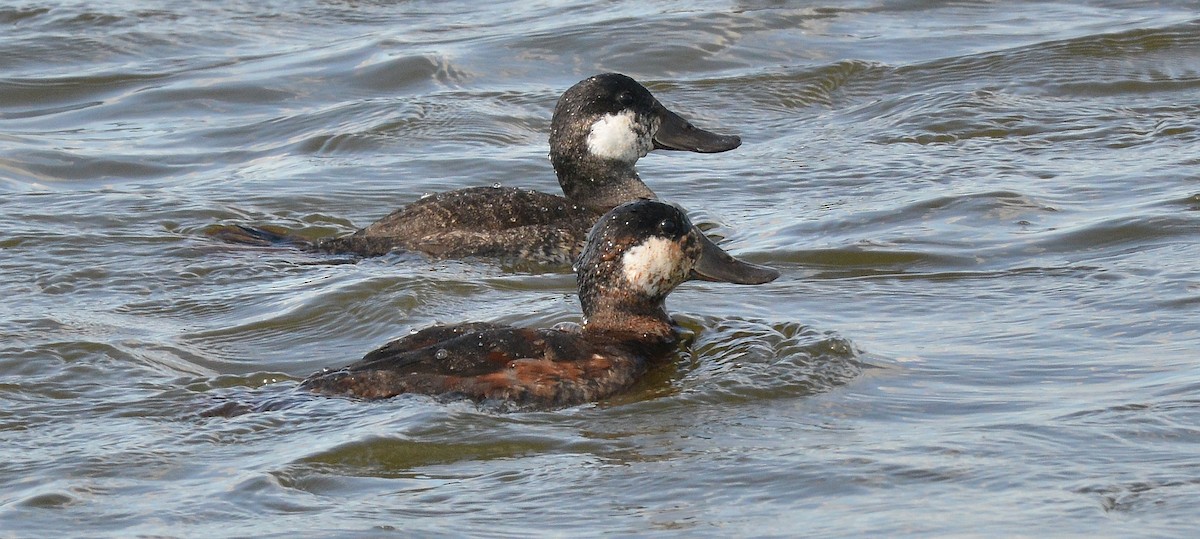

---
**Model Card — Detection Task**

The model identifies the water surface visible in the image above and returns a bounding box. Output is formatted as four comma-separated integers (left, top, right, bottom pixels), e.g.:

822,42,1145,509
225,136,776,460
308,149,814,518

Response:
2,1,1199,536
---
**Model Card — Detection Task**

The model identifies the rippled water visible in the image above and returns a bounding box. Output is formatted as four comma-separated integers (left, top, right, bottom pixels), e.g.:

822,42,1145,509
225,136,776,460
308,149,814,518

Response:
3,1,1199,536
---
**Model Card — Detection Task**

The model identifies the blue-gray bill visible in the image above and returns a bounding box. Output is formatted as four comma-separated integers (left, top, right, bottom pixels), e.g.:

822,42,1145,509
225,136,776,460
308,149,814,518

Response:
652,104,742,153
689,227,779,285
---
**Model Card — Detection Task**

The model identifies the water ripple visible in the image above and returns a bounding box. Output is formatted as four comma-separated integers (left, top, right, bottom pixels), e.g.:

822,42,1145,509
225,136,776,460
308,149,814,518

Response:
4,1,1200,536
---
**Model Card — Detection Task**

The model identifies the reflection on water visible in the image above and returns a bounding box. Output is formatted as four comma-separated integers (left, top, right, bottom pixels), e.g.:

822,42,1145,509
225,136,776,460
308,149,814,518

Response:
2,1,1199,536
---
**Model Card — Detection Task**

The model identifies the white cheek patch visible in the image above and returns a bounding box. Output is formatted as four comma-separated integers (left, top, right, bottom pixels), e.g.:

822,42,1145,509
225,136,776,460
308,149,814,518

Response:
586,110,651,162
620,237,682,295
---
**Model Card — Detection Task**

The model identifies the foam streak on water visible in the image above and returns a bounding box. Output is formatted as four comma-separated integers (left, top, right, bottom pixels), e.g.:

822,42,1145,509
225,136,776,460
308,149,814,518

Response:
2,1,1199,537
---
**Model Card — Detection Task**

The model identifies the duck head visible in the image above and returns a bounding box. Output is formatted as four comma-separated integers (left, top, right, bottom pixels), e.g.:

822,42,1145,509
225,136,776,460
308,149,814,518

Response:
576,199,777,338
549,74,742,213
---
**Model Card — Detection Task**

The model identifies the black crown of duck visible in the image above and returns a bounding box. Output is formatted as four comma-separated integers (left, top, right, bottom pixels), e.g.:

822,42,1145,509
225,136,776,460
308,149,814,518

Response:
301,199,779,407
214,73,741,266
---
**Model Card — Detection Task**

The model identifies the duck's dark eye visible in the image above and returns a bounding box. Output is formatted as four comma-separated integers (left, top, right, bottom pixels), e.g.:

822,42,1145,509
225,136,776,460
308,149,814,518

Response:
658,218,678,235
616,91,635,106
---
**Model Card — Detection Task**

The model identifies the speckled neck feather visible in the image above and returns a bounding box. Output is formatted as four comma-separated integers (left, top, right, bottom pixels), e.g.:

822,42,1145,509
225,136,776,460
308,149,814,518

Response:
549,88,657,213
576,224,689,343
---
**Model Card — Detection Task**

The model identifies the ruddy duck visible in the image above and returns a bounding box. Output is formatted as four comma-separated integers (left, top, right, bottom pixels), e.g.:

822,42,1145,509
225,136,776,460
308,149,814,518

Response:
214,73,741,266
300,199,779,407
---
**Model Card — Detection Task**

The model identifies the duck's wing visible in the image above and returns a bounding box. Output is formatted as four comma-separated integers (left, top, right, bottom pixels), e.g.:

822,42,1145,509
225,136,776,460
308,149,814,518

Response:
359,322,506,361
350,326,561,375
406,225,588,266
299,326,642,406
316,187,593,262
375,186,582,231
300,326,554,399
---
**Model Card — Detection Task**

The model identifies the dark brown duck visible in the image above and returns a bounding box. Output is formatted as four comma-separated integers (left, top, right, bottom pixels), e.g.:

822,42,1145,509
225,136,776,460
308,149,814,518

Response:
214,73,741,266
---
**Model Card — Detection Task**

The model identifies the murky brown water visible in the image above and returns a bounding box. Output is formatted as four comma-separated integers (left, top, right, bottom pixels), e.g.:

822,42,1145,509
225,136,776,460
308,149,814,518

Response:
2,1,1199,536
